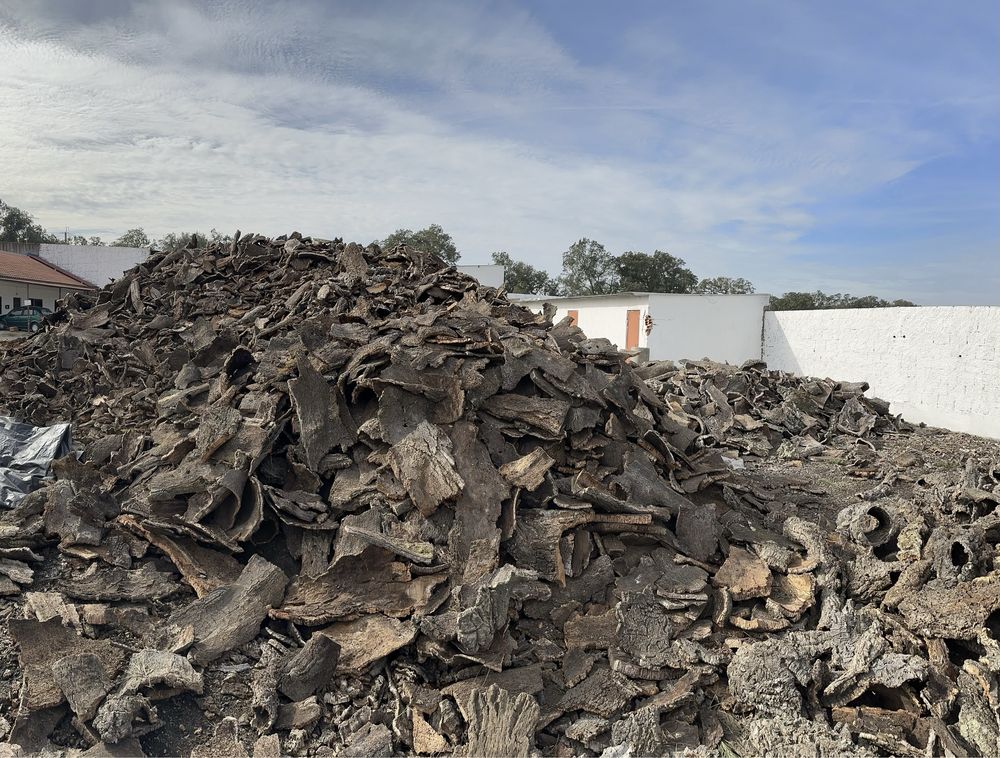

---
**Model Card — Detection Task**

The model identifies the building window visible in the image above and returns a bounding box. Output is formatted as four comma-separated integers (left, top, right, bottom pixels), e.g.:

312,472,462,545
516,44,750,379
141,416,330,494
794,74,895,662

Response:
567,309,579,326
29,298,43,307
12,297,21,308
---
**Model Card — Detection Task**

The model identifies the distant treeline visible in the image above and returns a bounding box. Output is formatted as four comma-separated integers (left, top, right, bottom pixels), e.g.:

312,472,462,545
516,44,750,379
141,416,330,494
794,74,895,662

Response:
768,291,915,310
0,202,916,309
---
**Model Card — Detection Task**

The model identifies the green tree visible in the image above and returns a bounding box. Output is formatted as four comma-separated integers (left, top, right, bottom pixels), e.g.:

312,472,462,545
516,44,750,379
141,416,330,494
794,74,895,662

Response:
819,293,849,308
843,295,916,308
558,238,618,295
155,231,220,251
615,250,698,293
770,291,917,310
694,276,756,294
67,235,106,246
156,232,194,252
847,295,885,309
382,224,460,264
769,292,820,310
208,228,234,246
0,199,58,243
112,228,151,248
491,251,557,294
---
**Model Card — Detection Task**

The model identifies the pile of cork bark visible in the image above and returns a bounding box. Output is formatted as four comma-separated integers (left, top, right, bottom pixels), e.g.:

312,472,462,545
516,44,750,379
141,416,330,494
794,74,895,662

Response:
0,235,997,757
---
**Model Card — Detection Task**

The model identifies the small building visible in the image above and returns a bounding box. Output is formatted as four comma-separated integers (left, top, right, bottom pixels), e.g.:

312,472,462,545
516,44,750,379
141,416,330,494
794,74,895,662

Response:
509,292,772,364
0,249,93,312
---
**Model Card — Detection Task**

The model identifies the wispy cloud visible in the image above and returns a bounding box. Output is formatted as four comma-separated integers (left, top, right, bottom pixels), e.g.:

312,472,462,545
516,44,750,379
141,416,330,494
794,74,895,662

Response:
0,0,996,304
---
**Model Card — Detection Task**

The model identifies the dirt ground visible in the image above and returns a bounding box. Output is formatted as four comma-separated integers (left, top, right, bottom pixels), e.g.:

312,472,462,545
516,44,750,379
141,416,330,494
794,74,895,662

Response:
749,426,1000,525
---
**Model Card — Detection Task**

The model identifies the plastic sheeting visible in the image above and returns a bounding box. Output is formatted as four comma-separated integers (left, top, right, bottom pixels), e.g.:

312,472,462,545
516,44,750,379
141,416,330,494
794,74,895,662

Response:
0,416,72,508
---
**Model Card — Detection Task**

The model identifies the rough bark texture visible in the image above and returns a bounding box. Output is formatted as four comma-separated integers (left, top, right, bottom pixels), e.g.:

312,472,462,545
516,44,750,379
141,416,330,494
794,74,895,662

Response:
10,619,127,711
499,448,556,490
51,653,112,721
277,633,340,701
457,685,539,758
386,421,464,516
274,546,444,625
162,554,288,665
319,614,417,672
0,234,993,756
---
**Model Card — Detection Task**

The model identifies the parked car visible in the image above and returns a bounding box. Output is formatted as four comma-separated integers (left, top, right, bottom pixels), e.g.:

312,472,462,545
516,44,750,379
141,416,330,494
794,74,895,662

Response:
0,305,52,332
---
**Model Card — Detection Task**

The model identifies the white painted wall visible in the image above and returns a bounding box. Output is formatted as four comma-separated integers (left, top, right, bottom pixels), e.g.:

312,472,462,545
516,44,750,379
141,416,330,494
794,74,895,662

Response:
515,294,651,352
38,243,148,285
457,264,504,288
647,294,771,364
0,281,75,312
764,307,1000,439
513,293,770,362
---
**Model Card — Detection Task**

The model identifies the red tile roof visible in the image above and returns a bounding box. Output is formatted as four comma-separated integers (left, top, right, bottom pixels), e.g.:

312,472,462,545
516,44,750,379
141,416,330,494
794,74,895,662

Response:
0,250,92,289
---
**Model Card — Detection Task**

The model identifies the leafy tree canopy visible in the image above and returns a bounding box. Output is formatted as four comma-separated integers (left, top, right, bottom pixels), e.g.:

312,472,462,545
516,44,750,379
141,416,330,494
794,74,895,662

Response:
67,235,106,246
558,238,619,296
491,251,558,295
769,291,916,310
112,228,151,248
382,224,460,265
155,229,234,252
155,232,190,252
615,250,698,293
694,276,756,294
0,199,58,243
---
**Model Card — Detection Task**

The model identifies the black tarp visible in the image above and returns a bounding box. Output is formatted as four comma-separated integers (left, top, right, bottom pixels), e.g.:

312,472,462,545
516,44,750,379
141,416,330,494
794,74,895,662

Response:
0,416,72,508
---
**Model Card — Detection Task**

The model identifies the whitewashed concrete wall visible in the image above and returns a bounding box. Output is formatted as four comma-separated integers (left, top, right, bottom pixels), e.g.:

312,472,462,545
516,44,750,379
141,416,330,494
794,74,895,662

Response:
512,293,771,363
457,264,504,288
764,307,1000,439
647,294,770,364
515,294,651,351
38,243,148,285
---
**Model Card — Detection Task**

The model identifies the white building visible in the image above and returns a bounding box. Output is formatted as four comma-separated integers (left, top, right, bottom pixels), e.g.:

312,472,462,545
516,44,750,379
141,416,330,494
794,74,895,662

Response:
0,242,149,287
33,243,149,286
510,292,772,364
0,249,93,312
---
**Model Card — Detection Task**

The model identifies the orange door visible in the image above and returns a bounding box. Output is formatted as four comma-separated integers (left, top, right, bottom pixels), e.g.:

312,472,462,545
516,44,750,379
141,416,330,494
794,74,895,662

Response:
567,309,578,326
626,309,640,349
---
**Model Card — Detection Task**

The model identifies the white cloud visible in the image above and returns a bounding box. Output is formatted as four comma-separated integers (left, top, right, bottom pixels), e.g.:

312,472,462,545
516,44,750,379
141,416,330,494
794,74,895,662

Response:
0,1,995,304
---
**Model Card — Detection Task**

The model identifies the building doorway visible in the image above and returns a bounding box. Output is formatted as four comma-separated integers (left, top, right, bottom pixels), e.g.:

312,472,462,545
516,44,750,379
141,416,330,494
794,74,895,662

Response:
626,309,640,350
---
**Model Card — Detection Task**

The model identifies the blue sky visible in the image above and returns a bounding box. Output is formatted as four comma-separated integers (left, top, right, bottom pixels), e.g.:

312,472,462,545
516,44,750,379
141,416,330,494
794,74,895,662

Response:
0,0,996,303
